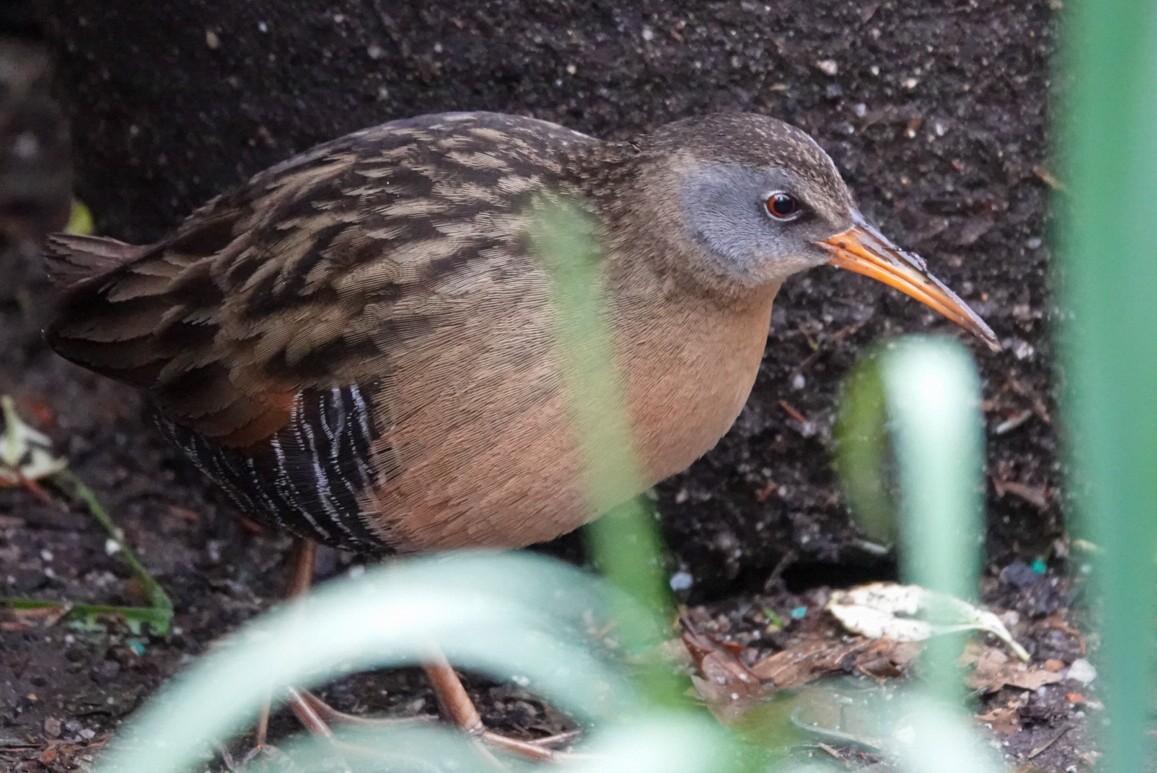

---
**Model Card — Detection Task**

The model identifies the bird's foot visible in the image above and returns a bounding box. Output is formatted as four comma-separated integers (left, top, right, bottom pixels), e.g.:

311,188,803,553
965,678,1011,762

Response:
290,687,584,764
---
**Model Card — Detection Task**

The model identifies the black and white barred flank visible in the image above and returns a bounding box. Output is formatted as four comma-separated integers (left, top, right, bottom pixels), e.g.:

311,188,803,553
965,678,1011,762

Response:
159,384,387,551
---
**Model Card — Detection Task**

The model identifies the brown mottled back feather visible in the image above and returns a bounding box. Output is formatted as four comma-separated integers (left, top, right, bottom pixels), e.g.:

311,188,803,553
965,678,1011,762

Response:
47,113,597,448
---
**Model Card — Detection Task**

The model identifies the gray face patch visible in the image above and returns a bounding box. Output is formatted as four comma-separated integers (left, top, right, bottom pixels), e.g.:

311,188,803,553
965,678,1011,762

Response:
678,161,851,287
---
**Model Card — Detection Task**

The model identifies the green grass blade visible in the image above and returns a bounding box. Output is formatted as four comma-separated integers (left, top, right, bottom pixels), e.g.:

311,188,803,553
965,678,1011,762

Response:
530,198,682,706
1058,2,1157,769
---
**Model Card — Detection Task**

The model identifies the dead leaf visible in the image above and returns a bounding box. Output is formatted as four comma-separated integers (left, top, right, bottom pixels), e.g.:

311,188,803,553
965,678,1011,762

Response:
681,618,765,723
827,582,1029,660
962,641,1062,694
750,636,920,689
977,702,1021,736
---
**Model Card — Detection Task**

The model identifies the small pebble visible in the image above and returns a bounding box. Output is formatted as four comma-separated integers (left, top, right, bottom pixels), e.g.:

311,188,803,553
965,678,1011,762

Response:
1011,338,1035,360
669,571,693,591
1067,658,1097,685
815,59,838,76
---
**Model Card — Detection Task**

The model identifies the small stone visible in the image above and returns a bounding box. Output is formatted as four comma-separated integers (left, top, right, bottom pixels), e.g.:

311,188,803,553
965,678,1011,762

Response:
642,26,655,42
815,59,838,76
44,716,61,738
669,571,693,591
1068,658,1097,685
204,30,220,49
1011,338,1035,360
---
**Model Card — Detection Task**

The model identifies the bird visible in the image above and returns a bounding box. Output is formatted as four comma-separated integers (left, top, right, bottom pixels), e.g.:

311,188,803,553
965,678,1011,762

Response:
42,111,999,755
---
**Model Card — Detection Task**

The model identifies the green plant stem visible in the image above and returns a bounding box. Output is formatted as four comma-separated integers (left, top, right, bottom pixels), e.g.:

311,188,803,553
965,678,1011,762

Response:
530,198,682,708
1060,1,1157,769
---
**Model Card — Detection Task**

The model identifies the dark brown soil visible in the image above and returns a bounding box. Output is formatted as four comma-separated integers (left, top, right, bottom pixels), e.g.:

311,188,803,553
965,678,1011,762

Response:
2,1,1084,771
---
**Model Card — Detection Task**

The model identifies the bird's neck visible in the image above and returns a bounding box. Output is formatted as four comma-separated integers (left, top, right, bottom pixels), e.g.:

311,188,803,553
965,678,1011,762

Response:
567,140,782,484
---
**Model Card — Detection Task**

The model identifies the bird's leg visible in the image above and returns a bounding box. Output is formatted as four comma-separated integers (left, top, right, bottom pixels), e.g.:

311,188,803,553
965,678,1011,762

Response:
422,651,583,761
422,653,484,734
288,645,579,761
253,538,318,751
260,539,579,762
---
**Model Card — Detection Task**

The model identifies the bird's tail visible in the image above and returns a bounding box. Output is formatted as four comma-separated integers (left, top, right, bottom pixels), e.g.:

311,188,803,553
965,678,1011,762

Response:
42,233,145,286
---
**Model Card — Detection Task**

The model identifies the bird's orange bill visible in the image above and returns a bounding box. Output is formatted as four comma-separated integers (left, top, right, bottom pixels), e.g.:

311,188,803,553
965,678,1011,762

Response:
818,211,1001,352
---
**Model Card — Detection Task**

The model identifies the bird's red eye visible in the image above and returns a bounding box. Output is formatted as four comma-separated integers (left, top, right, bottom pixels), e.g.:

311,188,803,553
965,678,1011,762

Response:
765,192,800,220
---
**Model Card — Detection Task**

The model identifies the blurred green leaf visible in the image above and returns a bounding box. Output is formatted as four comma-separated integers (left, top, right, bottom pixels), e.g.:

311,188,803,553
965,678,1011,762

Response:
1059,0,1157,768
834,352,897,544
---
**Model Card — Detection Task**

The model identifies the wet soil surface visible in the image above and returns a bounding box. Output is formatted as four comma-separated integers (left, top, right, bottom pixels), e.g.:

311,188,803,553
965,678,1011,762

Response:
1,0,1087,770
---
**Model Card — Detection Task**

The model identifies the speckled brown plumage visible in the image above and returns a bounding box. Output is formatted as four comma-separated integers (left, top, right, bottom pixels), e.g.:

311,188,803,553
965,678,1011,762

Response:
44,111,997,554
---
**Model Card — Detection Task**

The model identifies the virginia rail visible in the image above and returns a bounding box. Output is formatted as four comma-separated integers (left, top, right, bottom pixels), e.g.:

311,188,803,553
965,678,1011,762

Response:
44,111,998,755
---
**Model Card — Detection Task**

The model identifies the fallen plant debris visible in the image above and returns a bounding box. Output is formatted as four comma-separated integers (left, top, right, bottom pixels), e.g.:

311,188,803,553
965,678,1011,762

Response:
679,579,1093,765
0,395,66,496
826,582,1030,661
961,641,1063,695
0,394,173,635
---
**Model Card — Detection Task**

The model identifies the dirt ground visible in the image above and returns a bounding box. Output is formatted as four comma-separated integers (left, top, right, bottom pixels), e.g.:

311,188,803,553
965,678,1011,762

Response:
1,1,1086,770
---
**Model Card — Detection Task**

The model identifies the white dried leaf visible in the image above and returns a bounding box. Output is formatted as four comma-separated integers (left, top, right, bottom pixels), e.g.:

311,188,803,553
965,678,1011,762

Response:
826,582,1029,661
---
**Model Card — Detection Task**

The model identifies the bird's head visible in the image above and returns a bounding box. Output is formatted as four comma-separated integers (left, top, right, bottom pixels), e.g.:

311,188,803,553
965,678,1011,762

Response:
633,113,999,350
